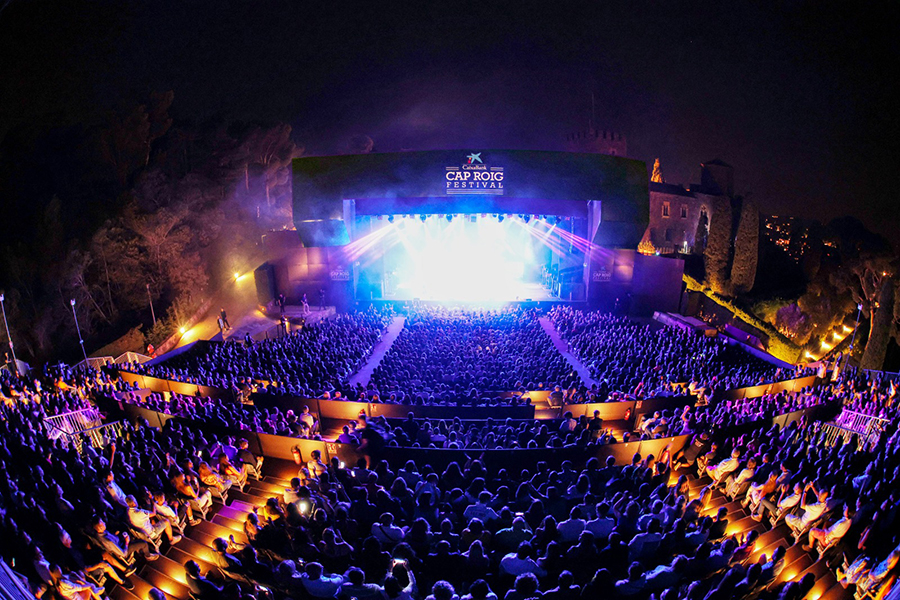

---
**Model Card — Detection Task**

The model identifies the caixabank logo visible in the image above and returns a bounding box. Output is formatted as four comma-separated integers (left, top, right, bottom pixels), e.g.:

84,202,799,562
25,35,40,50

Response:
445,152,504,195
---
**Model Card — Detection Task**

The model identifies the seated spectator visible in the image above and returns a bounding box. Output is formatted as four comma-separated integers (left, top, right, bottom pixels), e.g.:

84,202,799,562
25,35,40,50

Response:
184,560,223,600
90,516,159,563
427,580,460,600
500,542,546,578
125,495,182,545
300,562,344,598
785,484,829,538
802,504,853,552
707,448,741,485
462,579,498,600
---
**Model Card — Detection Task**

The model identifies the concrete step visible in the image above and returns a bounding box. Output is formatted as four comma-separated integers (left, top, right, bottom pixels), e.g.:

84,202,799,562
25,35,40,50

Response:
140,565,192,599
192,519,249,545
228,499,258,513
211,513,246,533
172,536,220,566
110,584,141,600
167,546,218,575
246,480,287,495
215,505,252,523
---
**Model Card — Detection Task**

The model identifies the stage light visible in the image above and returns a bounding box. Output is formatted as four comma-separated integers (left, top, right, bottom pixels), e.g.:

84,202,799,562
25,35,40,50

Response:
523,215,531,223
233,272,241,281
446,214,452,222
388,215,394,223
420,215,427,222
179,326,186,335
498,215,504,222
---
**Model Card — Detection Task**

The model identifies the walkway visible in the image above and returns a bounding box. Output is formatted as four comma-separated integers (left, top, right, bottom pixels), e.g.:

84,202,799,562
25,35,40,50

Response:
538,316,597,387
349,316,407,387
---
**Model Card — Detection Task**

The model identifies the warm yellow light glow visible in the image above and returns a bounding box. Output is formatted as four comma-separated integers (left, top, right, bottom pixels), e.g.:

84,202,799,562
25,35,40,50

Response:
833,332,842,340
234,272,241,280
805,351,815,360
843,325,853,333
821,342,832,351
179,326,186,334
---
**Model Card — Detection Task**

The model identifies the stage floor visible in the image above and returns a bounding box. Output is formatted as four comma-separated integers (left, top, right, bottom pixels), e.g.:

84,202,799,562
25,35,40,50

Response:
383,281,559,302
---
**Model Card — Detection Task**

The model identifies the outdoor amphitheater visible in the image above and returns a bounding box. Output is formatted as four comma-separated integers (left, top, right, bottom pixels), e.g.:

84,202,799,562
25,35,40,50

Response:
2,150,898,600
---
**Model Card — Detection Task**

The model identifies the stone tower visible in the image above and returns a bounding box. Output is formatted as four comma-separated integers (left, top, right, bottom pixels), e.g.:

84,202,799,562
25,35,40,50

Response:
564,129,627,156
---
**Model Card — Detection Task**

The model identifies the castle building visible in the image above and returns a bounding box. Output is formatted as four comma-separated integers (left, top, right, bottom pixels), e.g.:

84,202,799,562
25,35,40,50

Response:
564,129,627,156
645,159,733,255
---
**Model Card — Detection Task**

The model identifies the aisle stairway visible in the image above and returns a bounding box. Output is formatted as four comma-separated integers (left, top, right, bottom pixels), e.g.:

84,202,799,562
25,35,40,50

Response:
682,472,852,600
109,474,294,600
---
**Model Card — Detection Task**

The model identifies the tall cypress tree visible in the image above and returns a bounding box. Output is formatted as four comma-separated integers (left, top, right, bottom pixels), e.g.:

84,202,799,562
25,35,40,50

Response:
731,198,759,293
704,196,733,294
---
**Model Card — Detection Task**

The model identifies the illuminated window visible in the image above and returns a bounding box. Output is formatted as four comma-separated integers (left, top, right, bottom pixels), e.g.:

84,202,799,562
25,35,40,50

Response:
662,202,670,218
680,204,688,218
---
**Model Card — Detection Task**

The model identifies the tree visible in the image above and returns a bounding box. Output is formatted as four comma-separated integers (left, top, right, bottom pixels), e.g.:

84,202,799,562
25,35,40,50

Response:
703,196,732,294
694,209,709,254
96,92,173,188
730,198,759,294
861,279,894,369
651,158,665,183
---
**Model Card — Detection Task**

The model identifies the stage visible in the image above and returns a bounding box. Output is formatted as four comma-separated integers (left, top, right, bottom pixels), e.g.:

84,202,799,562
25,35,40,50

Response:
382,281,559,303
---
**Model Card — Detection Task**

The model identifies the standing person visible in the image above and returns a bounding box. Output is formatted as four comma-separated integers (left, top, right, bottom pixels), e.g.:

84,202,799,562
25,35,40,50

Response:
220,308,231,330
216,316,225,337
302,293,310,315
319,288,326,311
277,293,286,315
280,315,289,337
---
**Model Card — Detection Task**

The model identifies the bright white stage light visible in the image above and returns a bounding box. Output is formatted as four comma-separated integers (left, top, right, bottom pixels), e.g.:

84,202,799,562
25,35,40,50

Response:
392,216,535,301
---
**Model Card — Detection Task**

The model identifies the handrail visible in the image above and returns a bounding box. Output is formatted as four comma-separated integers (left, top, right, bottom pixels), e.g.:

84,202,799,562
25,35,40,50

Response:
834,409,891,438
43,407,102,437
820,422,881,452
61,421,125,454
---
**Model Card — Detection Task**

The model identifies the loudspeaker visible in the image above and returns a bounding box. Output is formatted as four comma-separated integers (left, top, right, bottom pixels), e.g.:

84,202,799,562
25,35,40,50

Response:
254,263,276,304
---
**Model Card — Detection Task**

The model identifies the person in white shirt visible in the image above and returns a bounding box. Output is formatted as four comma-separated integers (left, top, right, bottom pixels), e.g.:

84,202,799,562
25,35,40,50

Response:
629,519,662,562
371,513,405,546
463,492,500,524
803,504,853,551
308,450,327,478
754,482,802,523
786,485,829,537
724,458,757,499
585,502,615,541
557,506,586,543
49,564,104,600
499,542,546,577
299,406,316,430
558,412,577,433
126,496,182,544
707,449,740,485
104,469,128,508
284,477,304,507
300,562,344,598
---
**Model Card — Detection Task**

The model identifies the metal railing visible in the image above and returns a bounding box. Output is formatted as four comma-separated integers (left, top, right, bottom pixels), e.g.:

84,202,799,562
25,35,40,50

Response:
833,409,890,439
61,421,126,454
820,422,882,452
43,407,102,438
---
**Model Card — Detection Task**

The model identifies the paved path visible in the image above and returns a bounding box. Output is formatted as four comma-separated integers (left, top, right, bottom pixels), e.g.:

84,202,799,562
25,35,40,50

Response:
349,316,407,387
538,316,597,387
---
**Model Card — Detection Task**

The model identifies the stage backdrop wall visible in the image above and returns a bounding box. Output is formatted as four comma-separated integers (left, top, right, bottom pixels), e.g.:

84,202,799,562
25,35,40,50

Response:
293,150,649,249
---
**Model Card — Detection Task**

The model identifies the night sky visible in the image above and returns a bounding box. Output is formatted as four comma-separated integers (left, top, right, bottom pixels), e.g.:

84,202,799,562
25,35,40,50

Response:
1,0,897,238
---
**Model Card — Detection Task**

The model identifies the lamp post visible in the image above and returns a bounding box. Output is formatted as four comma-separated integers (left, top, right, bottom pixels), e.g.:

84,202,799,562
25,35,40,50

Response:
848,302,863,358
0,293,18,376
70,298,89,365
146,283,156,326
